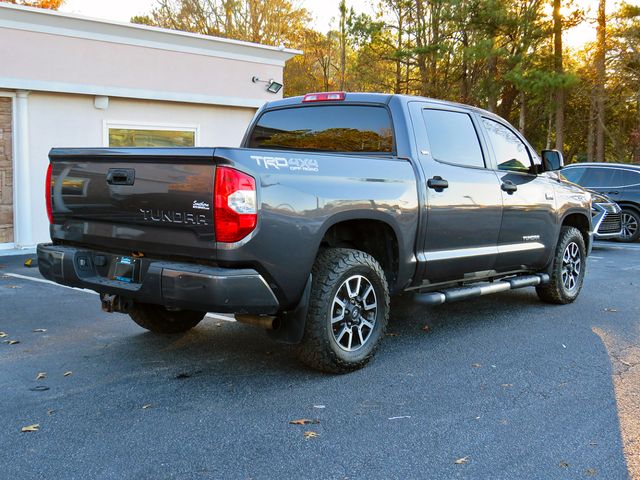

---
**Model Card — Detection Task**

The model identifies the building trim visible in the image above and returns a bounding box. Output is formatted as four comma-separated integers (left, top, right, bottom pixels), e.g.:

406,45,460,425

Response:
0,3,301,67
0,78,268,108
103,120,201,147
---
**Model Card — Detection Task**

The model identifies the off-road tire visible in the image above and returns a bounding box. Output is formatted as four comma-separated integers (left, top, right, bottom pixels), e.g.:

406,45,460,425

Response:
618,208,640,243
536,226,586,304
297,248,390,374
129,303,205,334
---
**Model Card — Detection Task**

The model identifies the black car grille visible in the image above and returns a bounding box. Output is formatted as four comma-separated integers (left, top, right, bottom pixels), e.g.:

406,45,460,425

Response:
598,212,622,234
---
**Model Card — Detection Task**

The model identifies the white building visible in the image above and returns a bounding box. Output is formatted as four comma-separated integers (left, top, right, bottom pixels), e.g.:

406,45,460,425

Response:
0,3,299,252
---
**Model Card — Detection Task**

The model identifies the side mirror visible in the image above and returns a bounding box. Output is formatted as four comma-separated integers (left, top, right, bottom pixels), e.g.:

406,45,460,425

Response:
541,149,564,172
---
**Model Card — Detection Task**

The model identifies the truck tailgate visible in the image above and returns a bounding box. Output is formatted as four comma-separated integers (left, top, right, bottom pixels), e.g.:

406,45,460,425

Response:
49,148,218,260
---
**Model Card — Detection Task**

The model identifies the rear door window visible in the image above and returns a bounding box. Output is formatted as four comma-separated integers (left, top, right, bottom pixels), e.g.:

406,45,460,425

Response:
422,109,485,168
579,168,617,188
248,105,393,153
619,169,640,187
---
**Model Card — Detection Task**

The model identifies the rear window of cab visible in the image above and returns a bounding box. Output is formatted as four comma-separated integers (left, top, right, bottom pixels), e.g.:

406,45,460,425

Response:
248,105,394,154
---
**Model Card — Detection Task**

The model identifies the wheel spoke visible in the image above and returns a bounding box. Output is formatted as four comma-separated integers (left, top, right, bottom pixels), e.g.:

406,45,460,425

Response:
357,326,365,346
336,326,348,344
347,329,353,350
361,319,374,329
347,276,361,298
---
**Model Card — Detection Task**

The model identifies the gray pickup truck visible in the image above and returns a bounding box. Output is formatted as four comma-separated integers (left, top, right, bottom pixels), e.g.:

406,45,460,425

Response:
38,92,593,372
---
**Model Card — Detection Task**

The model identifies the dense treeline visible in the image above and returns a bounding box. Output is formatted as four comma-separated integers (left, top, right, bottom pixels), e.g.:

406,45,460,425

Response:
129,1,638,164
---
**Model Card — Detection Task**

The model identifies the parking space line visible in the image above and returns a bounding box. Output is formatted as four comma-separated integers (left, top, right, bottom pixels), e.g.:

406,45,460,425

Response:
3,273,99,295
2,272,235,322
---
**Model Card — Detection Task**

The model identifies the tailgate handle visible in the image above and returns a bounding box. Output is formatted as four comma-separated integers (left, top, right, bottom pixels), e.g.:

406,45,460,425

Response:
106,168,135,186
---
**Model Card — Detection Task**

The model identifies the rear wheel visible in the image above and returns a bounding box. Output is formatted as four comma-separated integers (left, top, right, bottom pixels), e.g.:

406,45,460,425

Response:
536,226,586,304
129,303,205,334
619,209,640,242
297,248,390,373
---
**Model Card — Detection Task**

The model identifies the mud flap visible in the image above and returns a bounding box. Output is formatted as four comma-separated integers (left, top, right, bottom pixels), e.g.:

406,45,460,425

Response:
267,275,312,344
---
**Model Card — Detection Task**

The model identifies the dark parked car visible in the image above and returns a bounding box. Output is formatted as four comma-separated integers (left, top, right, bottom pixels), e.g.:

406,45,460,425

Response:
38,92,593,372
562,163,640,242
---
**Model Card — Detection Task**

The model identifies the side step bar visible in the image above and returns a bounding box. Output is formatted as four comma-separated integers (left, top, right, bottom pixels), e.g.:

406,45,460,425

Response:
415,273,550,306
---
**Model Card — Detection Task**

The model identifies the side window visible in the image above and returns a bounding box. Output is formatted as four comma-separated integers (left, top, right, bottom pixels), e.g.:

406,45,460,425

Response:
619,170,640,187
580,168,616,188
482,118,532,173
422,109,485,168
561,168,586,184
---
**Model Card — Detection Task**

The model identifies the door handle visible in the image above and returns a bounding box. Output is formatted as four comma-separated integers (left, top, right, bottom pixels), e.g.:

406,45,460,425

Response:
501,180,518,194
607,191,619,195
427,176,449,192
106,168,135,186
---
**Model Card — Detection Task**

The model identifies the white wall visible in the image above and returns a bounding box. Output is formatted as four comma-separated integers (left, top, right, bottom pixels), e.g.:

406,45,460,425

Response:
25,91,256,245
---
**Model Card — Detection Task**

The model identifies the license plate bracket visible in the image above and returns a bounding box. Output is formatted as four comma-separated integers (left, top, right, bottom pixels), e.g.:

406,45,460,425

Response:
112,256,139,283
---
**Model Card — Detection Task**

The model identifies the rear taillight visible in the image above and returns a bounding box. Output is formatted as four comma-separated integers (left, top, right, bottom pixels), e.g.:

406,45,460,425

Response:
45,163,53,224
214,167,257,243
302,91,346,102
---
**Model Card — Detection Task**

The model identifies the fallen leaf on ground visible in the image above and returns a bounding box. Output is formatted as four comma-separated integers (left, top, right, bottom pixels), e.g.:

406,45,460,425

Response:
47,409,55,416
24,258,34,267
604,308,617,313
586,468,597,476
63,371,72,377
5,340,19,345
559,461,569,468
142,404,153,409
289,419,320,425
386,332,399,337
303,431,318,439
36,372,46,380
5,285,21,289
472,363,482,368
21,424,39,432
421,325,431,332
313,405,326,409
454,456,469,464
388,416,411,420
33,328,47,333
0,332,7,338
175,372,191,379
501,383,513,388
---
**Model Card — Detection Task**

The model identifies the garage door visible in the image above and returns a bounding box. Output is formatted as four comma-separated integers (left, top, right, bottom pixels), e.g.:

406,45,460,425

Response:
0,97,13,243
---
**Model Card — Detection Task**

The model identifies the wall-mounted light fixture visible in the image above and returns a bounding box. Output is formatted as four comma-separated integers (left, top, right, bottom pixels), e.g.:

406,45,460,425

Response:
252,76,283,94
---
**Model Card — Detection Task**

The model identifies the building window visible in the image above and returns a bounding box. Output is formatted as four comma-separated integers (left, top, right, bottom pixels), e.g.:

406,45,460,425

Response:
105,122,198,147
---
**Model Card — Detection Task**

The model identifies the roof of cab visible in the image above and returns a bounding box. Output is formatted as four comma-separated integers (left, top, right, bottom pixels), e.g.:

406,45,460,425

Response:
264,92,501,119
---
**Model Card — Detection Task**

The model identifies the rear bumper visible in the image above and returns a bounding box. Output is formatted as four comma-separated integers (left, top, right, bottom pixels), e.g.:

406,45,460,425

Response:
37,243,279,314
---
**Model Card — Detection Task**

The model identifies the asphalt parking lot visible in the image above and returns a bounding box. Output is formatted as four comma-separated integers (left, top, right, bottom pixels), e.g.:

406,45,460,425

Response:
1,242,639,480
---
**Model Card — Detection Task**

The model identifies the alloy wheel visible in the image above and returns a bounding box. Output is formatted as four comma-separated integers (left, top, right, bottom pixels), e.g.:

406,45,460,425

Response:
330,275,378,352
561,241,582,293
621,212,638,240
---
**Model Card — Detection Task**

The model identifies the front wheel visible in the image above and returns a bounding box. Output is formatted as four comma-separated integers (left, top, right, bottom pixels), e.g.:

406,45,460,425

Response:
129,303,205,334
297,248,390,373
536,226,586,304
619,209,640,243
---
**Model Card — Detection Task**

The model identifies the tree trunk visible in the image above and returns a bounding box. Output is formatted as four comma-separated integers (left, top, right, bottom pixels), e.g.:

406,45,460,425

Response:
587,90,596,162
339,0,347,91
461,29,470,103
553,0,565,153
519,91,526,134
595,0,606,162
414,0,429,97
546,93,554,149
487,38,498,112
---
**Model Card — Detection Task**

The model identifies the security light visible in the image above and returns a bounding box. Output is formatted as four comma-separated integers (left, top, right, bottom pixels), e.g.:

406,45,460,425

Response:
252,76,283,94
267,80,283,94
